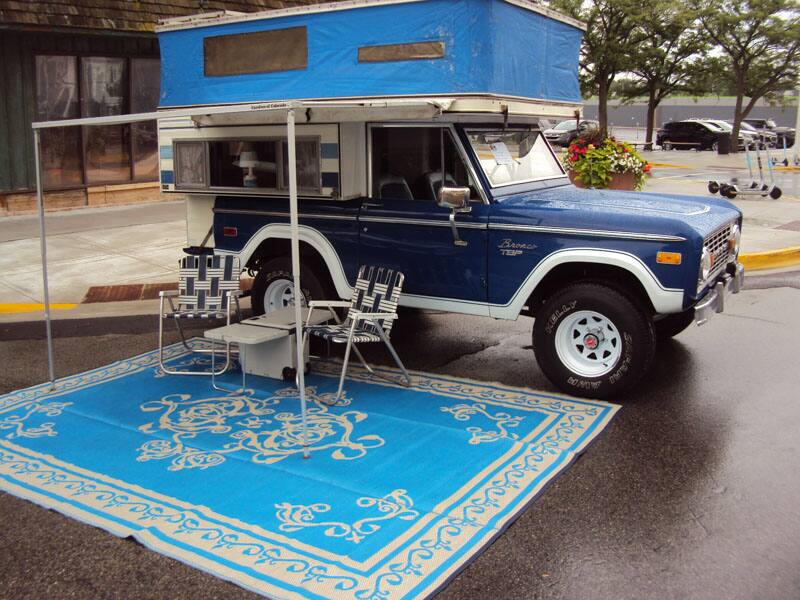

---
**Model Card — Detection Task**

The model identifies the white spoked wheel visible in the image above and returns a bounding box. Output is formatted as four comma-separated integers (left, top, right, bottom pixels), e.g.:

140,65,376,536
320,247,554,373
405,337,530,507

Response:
264,279,307,313
554,310,622,378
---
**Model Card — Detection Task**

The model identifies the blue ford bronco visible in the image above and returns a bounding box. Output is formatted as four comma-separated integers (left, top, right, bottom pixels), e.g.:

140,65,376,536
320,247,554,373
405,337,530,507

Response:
204,123,743,399
156,1,743,399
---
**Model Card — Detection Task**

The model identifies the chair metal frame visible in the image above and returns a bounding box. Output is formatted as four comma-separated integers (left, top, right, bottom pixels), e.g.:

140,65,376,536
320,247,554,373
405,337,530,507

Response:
158,254,243,377
303,267,411,404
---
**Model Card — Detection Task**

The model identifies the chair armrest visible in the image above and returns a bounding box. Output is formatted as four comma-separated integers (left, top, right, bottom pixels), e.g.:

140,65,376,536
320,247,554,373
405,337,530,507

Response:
159,290,179,298
351,312,399,321
308,300,351,309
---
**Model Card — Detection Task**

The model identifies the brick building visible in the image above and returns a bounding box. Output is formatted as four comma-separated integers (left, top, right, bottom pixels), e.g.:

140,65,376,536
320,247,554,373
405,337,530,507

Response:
0,0,323,213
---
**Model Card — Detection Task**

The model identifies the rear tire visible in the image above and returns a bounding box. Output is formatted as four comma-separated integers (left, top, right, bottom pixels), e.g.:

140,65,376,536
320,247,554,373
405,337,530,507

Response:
251,256,331,316
532,283,656,399
662,140,673,151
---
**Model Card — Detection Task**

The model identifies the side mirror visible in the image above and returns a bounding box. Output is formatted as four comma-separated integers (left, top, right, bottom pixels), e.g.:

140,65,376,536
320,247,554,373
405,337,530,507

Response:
438,186,471,212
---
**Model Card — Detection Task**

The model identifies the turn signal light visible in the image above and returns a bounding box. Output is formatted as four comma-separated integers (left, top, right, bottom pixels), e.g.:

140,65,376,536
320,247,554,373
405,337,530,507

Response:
657,251,682,265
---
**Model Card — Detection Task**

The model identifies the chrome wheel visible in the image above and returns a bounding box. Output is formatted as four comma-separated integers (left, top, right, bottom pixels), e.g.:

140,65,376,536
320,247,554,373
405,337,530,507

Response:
554,310,622,378
263,279,307,312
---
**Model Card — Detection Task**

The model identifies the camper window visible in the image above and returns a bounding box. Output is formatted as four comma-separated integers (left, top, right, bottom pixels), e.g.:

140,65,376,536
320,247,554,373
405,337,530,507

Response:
173,138,321,193
174,141,207,188
204,27,308,76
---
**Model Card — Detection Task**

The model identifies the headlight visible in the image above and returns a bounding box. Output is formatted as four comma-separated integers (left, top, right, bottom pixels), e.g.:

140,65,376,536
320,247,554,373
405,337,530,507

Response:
700,247,712,282
728,223,741,257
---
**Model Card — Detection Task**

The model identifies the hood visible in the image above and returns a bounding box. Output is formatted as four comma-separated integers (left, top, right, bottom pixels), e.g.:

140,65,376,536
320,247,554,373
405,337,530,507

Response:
492,184,741,240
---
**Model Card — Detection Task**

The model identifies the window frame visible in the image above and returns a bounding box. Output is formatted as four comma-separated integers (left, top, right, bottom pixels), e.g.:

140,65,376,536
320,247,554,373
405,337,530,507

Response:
171,136,326,196
464,126,567,189
366,122,488,204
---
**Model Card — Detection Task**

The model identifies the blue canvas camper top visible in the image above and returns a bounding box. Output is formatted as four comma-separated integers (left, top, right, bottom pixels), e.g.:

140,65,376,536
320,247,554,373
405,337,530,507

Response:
156,0,585,116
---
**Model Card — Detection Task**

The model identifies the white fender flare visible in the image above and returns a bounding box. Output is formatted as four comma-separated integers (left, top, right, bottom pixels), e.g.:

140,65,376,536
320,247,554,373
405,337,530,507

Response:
216,223,353,299
488,248,686,319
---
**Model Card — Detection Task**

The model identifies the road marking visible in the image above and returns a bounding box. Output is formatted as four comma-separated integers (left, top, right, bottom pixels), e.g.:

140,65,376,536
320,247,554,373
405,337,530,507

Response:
0,303,78,314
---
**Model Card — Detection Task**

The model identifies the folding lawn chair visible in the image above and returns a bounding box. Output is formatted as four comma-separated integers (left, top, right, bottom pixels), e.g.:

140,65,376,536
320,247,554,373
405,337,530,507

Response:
158,253,242,376
303,265,411,404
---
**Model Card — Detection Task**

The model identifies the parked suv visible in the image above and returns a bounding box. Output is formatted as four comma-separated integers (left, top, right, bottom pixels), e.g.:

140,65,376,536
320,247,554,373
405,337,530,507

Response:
743,118,795,149
733,121,778,148
198,123,745,399
657,120,744,151
543,119,599,147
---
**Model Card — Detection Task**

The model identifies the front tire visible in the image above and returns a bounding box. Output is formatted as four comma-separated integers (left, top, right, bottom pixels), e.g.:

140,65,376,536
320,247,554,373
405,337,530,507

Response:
251,256,330,316
532,283,656,399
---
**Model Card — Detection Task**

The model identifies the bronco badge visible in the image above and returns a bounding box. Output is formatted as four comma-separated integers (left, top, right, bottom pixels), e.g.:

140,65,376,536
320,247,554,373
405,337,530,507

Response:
498,238,537,257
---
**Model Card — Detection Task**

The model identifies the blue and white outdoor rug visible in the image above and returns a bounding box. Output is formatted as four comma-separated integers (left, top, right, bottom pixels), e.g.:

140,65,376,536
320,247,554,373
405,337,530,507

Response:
0,341,618,600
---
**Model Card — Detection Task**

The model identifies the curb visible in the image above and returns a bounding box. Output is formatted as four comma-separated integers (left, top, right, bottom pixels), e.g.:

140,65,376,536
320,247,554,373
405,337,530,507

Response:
0,303,77,314
739,246,800,271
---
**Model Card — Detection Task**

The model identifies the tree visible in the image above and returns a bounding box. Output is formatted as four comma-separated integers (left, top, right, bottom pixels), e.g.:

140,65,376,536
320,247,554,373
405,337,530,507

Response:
548,0,646,135
695,0,800,151
617,0,709,149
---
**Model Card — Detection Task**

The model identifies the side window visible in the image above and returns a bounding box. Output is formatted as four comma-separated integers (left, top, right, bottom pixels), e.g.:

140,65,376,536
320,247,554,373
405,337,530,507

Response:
370,126,478,202
175,138,321,193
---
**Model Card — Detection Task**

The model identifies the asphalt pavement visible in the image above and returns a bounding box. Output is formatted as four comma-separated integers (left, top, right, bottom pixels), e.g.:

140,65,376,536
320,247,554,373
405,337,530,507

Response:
1,273,799,599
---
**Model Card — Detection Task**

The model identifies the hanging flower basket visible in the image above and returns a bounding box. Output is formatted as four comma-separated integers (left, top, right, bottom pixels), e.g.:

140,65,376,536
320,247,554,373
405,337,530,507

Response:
569,170,638,190
562,135,651,191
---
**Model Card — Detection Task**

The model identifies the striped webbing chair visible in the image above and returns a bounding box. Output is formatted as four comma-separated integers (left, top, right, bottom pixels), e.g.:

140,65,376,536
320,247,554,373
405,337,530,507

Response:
158,254,242,376
303,265,411,403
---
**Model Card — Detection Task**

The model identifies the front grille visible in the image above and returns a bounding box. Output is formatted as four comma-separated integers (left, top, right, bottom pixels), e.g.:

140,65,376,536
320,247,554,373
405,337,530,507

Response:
704,223,732,280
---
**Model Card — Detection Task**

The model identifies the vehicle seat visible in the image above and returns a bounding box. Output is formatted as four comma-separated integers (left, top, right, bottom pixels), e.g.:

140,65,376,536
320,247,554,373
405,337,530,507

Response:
379,175,413,200
422,171,458,201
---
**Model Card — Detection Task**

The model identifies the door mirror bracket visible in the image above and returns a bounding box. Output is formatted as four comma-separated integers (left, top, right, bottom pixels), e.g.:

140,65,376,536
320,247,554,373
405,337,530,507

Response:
438,186,471,246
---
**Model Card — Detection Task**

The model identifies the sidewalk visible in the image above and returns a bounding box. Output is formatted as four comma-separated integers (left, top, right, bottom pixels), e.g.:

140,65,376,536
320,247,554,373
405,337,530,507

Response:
0,188,799,321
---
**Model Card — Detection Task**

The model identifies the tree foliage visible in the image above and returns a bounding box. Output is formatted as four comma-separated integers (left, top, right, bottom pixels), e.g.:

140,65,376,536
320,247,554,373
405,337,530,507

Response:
548,0,647,135
692,0,799,149
615,0,709,147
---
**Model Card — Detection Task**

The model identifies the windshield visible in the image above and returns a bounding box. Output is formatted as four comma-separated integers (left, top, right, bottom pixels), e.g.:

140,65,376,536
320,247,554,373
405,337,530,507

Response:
553,120,577,131
738,122,756,131
466,129,565,188
699,121,724,131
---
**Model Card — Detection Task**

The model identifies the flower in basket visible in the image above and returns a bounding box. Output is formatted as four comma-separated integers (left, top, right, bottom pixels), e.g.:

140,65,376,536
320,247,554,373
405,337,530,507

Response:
562,132,650,191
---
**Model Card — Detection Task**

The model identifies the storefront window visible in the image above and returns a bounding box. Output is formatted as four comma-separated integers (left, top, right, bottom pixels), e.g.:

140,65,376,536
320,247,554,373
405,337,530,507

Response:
81,57,129,183
35,54,160,189
35,56,82,188
131,58,160,180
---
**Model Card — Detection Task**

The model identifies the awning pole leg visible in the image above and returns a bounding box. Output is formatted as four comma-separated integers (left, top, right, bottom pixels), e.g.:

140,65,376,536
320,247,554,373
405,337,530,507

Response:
287,108,309,459
33,129,55,391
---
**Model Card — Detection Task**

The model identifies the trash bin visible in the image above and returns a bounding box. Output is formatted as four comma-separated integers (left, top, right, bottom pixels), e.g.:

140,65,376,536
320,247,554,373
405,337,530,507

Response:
717,134,731,155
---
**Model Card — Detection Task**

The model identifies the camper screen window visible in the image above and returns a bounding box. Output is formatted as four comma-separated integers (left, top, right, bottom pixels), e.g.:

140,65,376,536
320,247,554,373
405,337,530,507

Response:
192,139,320,192
204,27,308,76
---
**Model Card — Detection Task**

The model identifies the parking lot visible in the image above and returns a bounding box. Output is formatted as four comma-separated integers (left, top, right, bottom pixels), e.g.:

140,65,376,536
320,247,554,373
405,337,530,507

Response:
2,270,800,599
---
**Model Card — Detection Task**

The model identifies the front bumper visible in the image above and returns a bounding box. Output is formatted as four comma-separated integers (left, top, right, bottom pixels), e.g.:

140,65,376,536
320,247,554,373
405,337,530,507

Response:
694,263,745,325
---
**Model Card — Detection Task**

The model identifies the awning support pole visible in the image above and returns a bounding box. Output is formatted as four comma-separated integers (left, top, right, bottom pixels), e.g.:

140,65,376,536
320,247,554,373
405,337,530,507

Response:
287,108,310,459
33,129,56,390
